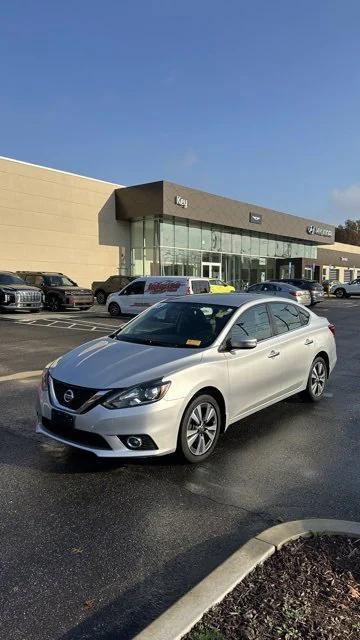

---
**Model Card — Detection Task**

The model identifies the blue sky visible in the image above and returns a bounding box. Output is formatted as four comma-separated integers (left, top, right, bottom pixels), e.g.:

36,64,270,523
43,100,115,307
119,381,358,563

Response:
0,0,359,224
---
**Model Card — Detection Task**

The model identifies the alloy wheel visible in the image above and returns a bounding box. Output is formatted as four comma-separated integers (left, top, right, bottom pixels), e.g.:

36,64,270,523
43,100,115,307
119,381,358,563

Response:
311,361,326,397
186,402,218,456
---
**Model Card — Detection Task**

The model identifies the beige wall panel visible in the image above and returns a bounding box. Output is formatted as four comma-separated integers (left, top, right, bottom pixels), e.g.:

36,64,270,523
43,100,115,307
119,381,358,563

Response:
0,157,130,287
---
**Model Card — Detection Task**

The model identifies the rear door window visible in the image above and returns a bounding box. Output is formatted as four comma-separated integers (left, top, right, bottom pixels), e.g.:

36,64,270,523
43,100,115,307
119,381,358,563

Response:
269,302,302,334
191,280,210,294
231,304,273,342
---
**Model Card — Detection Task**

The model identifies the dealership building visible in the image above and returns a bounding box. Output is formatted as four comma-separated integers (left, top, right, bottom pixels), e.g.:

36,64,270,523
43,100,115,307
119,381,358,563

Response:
1,155,360,288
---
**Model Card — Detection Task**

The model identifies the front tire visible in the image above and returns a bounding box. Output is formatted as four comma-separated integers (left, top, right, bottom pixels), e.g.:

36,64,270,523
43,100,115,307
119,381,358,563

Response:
304,356,327,402
48,296,61,312
108,302,121,317
177,394,221,463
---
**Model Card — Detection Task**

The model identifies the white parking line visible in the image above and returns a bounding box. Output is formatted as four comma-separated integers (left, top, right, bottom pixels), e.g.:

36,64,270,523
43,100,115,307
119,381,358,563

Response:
0,370,42,383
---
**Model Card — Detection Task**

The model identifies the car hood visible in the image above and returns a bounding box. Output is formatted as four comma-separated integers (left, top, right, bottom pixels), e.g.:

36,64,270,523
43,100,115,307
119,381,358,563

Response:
1,284,41,292
49,336,203,389
49,287,93,294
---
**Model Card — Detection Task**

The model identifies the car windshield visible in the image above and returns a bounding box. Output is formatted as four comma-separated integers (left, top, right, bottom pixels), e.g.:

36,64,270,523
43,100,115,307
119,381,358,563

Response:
114,301,237,348
44,275,76,286
0,273,26,285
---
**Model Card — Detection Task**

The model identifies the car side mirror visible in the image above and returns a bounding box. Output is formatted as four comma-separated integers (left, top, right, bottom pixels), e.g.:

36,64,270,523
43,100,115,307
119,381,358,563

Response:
228,337,258,350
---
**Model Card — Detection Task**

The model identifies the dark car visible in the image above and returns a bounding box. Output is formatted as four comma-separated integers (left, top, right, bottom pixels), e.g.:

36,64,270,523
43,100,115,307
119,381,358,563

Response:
271,279,324,305
91,275,137,305
17,271,94,312
0,272,43,313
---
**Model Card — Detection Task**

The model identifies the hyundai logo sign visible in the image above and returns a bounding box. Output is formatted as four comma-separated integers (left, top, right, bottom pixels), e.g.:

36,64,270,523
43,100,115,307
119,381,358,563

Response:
249,212,262,224
64,389,74,403
307,225,332,237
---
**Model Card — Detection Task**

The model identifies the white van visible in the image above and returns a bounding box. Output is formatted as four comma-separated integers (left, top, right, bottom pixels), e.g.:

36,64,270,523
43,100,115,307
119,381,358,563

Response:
106,276,210,316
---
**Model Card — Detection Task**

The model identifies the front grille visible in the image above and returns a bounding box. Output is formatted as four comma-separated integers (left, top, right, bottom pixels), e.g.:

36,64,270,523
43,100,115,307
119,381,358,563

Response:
42,417,112,450
17,290,42,302
52,378,100,411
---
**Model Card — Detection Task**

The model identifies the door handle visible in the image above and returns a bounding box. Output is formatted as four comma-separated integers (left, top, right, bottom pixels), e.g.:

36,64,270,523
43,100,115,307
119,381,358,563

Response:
304,338,314,345
268,350,280,358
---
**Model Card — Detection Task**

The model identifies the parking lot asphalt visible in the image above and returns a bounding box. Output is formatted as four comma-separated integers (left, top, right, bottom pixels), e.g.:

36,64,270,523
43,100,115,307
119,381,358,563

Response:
1,299,360,640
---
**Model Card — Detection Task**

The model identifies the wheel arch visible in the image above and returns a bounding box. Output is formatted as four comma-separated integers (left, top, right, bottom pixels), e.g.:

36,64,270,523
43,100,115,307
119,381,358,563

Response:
184,386,227,433
314,351,330,377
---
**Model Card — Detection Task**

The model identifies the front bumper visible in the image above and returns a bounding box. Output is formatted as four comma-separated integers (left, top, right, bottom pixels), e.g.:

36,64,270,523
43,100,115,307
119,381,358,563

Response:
1,301,43,311
36,386,183,458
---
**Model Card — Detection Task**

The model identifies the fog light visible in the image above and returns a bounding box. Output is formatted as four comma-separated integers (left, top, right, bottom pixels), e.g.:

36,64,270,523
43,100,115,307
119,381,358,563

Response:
126,436,143,449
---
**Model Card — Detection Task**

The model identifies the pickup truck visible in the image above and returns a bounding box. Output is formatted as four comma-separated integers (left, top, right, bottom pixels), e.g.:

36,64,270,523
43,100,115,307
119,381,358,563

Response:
91,275,136,305
330,278,360,298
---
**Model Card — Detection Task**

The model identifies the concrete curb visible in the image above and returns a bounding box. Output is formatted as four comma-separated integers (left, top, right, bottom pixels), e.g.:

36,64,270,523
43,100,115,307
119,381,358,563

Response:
134,518,360,640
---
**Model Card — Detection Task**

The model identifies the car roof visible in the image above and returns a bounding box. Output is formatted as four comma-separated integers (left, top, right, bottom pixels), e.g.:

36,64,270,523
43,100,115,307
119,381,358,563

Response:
166,293,275,307
20,271,63,275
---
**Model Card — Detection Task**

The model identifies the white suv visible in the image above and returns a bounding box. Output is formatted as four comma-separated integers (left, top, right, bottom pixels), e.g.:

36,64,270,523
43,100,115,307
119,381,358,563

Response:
330,279,360,298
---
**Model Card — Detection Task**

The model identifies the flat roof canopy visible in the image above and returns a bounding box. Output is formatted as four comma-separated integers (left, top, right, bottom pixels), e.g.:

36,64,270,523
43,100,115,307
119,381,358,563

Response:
115,181,335,244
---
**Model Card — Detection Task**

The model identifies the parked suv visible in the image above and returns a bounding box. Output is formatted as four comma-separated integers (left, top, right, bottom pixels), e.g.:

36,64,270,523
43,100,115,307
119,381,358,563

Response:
272,279,324,305
91,275,137,305
330,279,360,298
0,271,43,312
18,272,94,312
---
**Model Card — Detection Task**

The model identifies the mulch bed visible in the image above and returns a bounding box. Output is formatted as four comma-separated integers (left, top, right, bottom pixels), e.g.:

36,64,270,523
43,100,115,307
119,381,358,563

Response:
185,535,360,640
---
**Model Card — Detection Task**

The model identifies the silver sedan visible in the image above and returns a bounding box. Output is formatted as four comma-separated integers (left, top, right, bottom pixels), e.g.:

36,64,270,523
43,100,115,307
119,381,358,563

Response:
36,294,336,463
247,281,312,306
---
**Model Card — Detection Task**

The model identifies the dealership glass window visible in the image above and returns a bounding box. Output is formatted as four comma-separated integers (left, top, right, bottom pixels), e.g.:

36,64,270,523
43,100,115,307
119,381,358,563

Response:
260,236,268,257
201,225,212,251
189,222,202,250
131,247,144,275
131,219,144,248
242,233,251,255
232,232,242,254
250,233,260,256
267,238,275,257
211,227,222,252
275,239,284,257
144,218,154,249
174,219,188,248
161,218,175,247
221,230,232,253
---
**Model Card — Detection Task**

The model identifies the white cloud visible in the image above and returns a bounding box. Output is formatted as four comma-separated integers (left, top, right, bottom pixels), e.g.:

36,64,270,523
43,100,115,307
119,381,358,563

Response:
331,184,360,213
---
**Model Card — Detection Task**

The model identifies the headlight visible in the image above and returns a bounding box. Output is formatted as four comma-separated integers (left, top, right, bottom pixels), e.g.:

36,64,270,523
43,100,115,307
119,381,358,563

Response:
41,367,50,391
102,380,171,409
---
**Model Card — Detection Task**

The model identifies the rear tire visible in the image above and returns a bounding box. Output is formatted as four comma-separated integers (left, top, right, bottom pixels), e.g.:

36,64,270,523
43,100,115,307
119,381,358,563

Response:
96,290,107,305
108,302,121,317
304,356,327,402
177,394,221,463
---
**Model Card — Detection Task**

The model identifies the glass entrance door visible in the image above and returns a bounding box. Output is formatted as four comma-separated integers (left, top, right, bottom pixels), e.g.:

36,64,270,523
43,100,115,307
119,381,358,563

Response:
202,262,222,279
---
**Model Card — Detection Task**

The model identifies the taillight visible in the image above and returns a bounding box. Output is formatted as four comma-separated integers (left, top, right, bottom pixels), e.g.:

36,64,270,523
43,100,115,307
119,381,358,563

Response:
289,290,302,298
328,323,336,336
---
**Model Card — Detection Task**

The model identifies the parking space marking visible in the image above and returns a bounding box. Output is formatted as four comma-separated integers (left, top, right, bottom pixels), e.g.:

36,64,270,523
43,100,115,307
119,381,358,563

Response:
0,370,42,383
0,315,120,333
